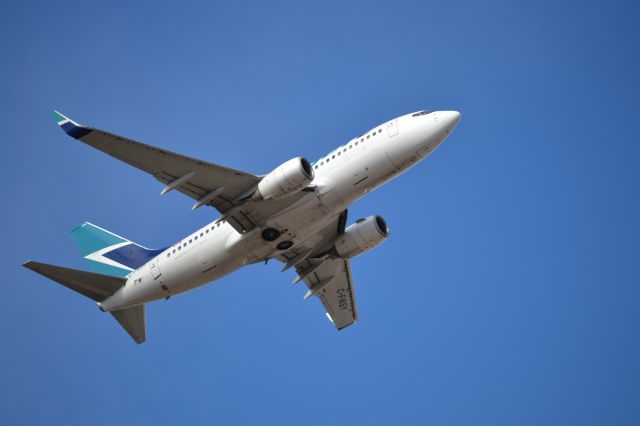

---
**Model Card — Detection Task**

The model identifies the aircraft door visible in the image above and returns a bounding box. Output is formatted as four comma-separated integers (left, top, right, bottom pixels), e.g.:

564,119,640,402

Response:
387,119,399,137
150,258,162,279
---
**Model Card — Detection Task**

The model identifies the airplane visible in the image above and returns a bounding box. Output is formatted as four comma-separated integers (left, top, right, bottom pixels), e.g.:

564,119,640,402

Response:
24,109,461,344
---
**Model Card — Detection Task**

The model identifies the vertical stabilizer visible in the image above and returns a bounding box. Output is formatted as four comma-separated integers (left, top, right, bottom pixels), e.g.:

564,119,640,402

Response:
70,222,165,277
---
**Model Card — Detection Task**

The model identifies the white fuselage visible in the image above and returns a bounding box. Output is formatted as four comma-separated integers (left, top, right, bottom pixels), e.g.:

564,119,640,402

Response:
99,110,460,311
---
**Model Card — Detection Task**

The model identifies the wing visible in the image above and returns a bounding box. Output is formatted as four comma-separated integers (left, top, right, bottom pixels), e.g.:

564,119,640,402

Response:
53,111,296,233
294,257,358,330
275,210,357,330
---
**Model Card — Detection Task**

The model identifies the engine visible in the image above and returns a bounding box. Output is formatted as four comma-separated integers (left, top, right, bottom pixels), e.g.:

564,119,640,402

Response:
256,157,315,201
335,215,389,258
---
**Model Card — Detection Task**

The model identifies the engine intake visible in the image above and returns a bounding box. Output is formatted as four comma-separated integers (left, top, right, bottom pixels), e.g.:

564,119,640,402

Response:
257,157,314,201
335,215,389,258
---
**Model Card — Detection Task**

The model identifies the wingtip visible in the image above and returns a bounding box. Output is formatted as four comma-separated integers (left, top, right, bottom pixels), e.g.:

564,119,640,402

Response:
52,110,69,124
51,110,92,139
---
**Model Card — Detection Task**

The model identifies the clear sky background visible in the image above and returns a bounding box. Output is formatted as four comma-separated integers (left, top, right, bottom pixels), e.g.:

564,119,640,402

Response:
1,1,639,425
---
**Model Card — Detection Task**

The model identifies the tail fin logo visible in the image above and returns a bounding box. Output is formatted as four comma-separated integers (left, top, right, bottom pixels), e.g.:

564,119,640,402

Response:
71,223,165,277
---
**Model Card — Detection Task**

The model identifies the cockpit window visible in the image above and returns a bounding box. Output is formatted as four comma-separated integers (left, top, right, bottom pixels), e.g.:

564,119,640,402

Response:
412,110,430,117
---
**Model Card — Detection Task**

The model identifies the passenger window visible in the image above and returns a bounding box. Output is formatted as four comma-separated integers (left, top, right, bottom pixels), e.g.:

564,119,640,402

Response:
217,222,220,227
338,152,341,156
355,141,358,146
332,155,335,159
206,229,209,233
167,253,170,257
173,249,176,254
189,239,192,244
349,145,352,149
178,246,182,251
200,233,203,237
194,236,198,241
367,135,370,139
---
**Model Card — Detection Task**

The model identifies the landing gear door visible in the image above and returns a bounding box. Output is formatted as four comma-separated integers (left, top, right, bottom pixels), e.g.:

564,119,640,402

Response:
387,119,399,137
150,258,162,279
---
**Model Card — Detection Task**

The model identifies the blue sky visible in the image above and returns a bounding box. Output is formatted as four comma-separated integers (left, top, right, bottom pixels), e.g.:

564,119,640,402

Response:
2,1,639,425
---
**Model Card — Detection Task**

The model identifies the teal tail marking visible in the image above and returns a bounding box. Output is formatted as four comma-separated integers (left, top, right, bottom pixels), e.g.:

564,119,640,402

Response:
70,222,165,278
71,223,133,277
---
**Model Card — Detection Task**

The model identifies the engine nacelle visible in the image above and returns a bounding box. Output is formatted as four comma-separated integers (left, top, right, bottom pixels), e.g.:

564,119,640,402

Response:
335,215,389,258
256,157,315,201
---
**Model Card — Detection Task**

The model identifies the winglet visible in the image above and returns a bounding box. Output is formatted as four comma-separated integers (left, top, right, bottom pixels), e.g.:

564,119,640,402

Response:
52,110,92,139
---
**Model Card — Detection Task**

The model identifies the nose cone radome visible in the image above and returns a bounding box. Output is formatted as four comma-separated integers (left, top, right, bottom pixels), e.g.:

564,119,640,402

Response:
439,111,461,131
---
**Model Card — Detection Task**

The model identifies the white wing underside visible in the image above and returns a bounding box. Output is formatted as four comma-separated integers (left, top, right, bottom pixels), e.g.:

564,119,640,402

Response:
295,257,358,330
275,211,358,330
59,114,306,233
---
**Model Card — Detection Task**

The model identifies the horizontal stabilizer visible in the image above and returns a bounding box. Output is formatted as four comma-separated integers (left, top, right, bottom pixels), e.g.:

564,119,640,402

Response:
111,305,146,344
23,261,126,301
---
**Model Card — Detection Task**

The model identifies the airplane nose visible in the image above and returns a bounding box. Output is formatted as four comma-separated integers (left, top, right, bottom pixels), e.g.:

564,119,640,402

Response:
439,111,461,130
